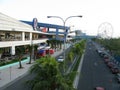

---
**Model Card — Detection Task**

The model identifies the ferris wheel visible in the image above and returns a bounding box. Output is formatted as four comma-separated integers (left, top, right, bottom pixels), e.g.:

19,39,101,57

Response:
97,22,113,39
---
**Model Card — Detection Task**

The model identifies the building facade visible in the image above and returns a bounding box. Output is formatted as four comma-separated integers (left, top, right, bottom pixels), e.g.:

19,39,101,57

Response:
0,12,70,56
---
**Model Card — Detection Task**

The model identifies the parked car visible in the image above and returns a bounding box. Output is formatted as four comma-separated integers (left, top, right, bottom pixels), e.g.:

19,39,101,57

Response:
46,49,54,54
107,62,115,68
38,43,50,50
98,51,106,57
104,58,110,63
111,66,120,74
116,73,120,83
96,49,102,53
95,87,105,90
104,55,109,59
57,56,64,62
37,49,46,57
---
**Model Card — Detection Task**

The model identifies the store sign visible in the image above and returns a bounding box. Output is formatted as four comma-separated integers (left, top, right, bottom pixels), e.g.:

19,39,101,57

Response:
42,27,47,32
33,18,38,30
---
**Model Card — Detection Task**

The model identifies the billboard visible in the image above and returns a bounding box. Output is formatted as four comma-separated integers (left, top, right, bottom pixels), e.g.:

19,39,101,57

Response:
32,18,38,30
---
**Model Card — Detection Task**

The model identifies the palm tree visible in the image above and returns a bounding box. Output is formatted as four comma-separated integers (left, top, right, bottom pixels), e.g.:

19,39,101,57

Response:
0,48,3,59
72,41,85,57
27,56,76,90
27,45,33,64
56,40,62,51
16,46,24,69
49,39,54,49
46,40,50,46
60,40,63,50
52,39,56,51
67,50,74,62
33,44,38,61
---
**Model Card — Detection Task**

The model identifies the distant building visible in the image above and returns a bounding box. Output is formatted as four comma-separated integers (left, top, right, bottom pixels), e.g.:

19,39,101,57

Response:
74,30,96,39
75,30,86,36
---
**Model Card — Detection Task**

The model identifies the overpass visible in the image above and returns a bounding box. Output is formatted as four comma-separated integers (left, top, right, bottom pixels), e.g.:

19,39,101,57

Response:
21,18,70,41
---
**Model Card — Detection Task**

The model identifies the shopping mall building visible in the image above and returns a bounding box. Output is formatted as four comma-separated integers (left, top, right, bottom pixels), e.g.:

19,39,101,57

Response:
0,12,70,56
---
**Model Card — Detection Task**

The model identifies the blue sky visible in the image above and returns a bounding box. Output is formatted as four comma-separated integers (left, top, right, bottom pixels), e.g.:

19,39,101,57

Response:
0,0,120,37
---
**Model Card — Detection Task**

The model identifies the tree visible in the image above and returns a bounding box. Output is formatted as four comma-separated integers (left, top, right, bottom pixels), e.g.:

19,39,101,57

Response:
27,56,76,90
0,48,3,59
46,40,50,46
95,38,120,55
16,46,24,69
49,39,54,49
33,44,38,61
52,39,56,51
27,45,33,64
67,51,74,62
72,40,85,58
60,40,63,49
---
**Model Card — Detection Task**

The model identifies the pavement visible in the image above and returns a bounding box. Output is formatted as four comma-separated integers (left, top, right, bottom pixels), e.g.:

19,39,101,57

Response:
0,48,64,89
0,43,82,90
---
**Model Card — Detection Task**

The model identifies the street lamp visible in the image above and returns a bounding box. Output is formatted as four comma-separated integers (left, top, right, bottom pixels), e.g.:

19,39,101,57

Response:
47,15,82,73
47,16,82,28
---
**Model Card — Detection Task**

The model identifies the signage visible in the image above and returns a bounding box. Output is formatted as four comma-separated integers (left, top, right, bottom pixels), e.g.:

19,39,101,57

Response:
42,27,47,32
33,18,38,30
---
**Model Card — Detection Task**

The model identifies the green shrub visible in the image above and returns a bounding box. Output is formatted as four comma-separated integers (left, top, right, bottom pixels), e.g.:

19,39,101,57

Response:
0,57,27,66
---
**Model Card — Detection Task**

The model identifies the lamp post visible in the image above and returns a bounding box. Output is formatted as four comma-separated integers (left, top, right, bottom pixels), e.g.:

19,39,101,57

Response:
47,15,82,73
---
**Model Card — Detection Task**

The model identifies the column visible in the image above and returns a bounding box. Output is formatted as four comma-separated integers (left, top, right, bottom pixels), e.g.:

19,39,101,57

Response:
22,32,25,41
10,46,15,55
30,32,33,45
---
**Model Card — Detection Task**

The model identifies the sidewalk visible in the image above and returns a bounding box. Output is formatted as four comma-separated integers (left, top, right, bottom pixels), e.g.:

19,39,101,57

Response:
0,49,64,89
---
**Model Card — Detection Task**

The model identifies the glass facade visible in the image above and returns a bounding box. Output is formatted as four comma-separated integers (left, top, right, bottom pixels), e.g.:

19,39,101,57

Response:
0,31,55,41
25,32,30,40
0,31,22,41
32,33,54,40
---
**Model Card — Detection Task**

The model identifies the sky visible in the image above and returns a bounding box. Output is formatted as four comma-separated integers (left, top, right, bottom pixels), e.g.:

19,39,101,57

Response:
0,0,120,37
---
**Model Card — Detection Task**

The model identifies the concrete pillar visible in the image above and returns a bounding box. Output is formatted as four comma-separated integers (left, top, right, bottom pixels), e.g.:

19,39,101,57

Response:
10,46,15,55
22,32,25,41
30,32,32,45
30,32,32,41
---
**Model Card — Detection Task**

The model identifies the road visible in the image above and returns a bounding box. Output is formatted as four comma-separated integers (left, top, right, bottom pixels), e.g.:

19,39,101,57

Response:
77,41,120,90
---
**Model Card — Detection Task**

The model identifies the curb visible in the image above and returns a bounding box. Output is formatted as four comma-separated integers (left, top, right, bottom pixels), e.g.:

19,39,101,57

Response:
73,51,85,89
66,56,78,74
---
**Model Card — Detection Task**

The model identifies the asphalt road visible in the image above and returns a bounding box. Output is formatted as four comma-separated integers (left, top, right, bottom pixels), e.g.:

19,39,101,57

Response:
77,41,120,90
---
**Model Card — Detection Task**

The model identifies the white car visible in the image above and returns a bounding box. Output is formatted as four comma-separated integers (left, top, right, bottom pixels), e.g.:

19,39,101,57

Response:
57,56,64,62
38,45,50,50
